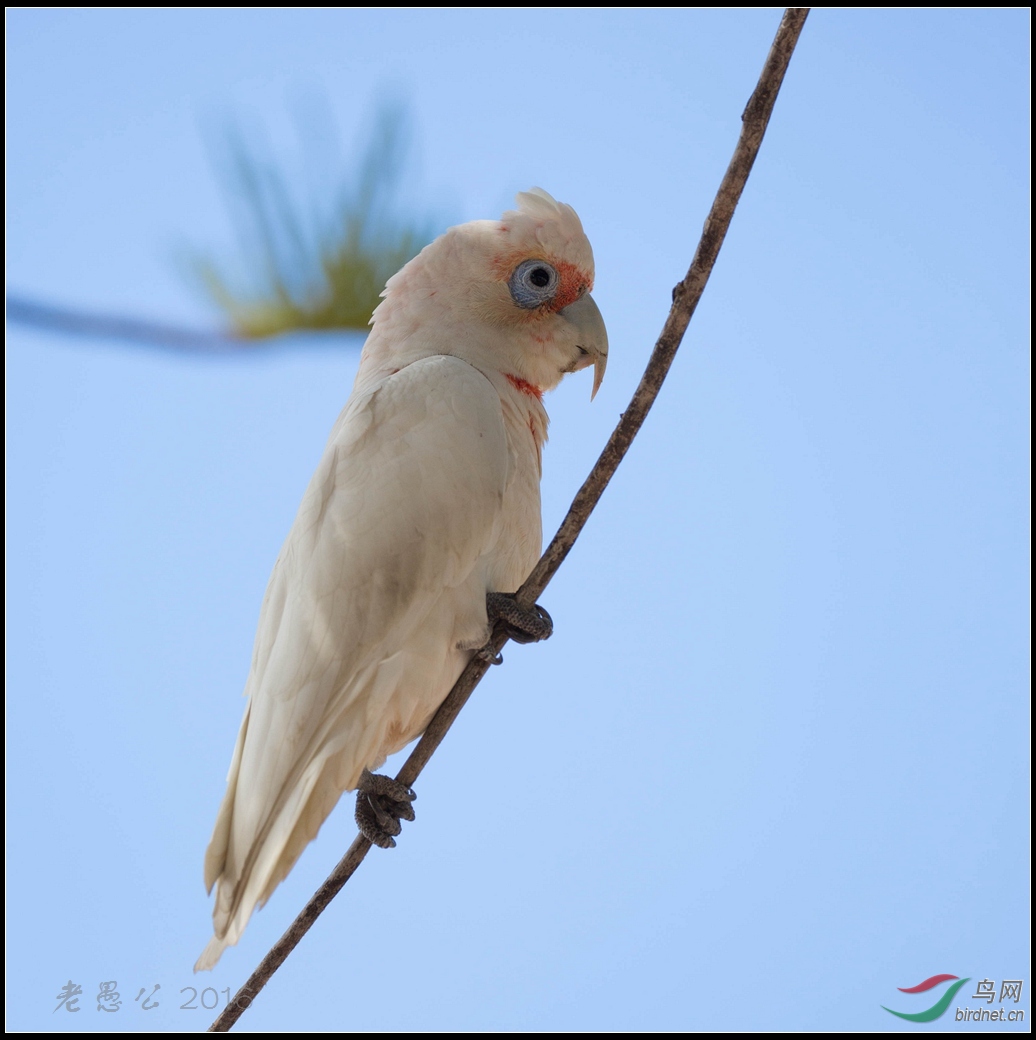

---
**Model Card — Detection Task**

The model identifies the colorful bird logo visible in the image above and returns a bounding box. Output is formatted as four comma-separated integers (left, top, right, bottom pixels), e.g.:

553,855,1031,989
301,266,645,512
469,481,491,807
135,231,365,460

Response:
882,974,970,1022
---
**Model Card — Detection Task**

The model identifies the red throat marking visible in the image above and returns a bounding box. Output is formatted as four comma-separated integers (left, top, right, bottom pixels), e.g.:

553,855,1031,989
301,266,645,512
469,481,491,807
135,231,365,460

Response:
506,373,544,401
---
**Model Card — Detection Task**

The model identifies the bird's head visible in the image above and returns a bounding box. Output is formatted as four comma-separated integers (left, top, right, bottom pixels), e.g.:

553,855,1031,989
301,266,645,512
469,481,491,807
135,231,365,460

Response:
365,188,608,400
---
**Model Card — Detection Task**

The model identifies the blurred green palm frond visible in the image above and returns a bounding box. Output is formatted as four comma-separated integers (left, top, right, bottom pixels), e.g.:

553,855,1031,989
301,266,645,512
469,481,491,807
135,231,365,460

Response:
194,104,435,339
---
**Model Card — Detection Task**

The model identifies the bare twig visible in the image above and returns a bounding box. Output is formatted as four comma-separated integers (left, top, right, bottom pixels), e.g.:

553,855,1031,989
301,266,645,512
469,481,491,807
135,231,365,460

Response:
208,9,809,1031
6,295,240,352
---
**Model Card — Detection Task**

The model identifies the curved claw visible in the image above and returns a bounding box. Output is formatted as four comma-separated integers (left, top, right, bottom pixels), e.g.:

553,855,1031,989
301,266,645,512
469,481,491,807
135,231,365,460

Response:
475,646,504,665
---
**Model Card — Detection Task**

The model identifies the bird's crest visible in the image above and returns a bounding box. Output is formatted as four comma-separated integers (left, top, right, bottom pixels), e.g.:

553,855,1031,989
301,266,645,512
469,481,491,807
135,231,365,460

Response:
498,188,594,280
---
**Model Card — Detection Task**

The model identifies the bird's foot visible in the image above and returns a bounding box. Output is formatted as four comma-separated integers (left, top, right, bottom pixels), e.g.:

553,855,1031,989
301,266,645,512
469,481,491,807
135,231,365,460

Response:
355,769,416,849
486,592,554,644
470,593,553,665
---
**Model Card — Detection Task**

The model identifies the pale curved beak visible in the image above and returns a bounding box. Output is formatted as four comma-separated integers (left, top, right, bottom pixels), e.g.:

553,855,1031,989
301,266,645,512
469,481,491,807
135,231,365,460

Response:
560,293,609,400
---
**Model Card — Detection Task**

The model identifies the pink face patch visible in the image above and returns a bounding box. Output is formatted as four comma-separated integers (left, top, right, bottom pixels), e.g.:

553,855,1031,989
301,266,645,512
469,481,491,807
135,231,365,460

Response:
548,259,592,312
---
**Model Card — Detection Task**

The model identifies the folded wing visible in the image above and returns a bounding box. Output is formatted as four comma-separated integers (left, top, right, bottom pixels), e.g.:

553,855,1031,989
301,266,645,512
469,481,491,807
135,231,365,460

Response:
198,355,511,969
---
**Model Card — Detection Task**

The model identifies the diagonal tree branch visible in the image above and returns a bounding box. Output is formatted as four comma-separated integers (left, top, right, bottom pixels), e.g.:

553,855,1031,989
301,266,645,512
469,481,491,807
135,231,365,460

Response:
208,8,810,1031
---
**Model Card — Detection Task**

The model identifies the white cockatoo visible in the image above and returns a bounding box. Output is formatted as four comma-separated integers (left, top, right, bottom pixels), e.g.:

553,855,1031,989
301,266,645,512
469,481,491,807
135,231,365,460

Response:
197,188,607,971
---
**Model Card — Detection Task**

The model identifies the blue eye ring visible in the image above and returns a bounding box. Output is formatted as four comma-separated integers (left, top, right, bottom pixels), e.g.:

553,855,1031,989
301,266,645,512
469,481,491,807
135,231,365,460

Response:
508,259,559,309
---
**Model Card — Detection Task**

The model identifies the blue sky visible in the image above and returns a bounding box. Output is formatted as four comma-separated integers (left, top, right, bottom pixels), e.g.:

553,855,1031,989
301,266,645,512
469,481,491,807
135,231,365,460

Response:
7,8,1029,1032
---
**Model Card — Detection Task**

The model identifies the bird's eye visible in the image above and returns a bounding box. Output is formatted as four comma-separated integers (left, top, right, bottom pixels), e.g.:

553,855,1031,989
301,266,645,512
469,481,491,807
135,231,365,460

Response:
509,259,559,309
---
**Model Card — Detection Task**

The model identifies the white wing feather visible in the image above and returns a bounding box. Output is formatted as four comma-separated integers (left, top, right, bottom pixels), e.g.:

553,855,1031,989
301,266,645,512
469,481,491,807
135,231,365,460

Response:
197,355,512,969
